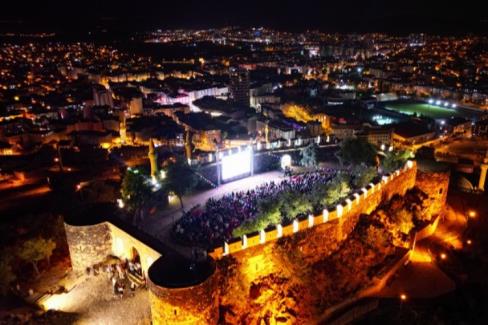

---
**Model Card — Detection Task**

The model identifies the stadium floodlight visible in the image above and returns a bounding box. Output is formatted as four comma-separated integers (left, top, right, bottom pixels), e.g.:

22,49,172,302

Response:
435,100,441,106
428,99,434,104
443,101,449,107
452,103,457,108
221,147,252,180
440,120,445,125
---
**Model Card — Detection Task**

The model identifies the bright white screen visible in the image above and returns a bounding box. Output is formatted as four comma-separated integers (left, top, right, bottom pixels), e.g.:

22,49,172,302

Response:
222,149,251,180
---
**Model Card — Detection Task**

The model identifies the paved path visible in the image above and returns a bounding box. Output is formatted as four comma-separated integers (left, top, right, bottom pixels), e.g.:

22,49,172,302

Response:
39,275,151,325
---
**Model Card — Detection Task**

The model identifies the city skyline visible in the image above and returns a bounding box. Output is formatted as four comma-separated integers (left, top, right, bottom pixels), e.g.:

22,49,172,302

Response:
1,0,487,34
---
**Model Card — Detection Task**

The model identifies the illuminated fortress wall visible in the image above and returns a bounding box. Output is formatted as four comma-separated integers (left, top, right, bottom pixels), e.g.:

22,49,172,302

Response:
147,162,428,324
63,160,450,324
64,222,112,274
107,223,162,276
199,162,419,322
64,220,161,276
210,161,418,260
415,166,450,219
147,271,219,325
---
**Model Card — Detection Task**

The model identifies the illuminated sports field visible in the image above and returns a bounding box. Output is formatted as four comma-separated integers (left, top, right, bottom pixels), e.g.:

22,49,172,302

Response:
384,102,464,119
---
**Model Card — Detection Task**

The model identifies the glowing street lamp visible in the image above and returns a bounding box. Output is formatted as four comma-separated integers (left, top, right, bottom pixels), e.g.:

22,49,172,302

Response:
400,293,407,301
468,210,476,218
440,253,447,260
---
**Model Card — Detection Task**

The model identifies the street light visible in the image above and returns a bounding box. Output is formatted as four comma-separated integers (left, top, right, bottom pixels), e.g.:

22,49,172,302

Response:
400,294,407,301
440,253,447,260
468,210,476,218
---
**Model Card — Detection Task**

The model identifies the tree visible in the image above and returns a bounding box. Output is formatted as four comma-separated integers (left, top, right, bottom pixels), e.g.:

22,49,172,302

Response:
0,250,16,296
233,202,281,238
17,237,56,276
381,150,412,173
337,138,377,166
121,168,153,223
352,164,377,188
165,157,198,212
300,142,318,168
322,174,351,207
279,190,311,221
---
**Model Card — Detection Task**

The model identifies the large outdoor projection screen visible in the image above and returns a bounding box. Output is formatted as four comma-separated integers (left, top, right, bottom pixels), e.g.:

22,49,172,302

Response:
221,148,252,181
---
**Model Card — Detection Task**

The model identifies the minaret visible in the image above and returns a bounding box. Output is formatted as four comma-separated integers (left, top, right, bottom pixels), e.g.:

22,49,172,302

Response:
148,139,157,178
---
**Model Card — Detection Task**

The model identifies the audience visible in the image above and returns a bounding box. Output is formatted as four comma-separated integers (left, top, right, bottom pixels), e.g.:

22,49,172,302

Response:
174,168,337,247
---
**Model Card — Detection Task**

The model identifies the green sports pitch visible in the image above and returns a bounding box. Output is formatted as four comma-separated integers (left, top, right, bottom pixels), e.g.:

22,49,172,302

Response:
384,102,478,120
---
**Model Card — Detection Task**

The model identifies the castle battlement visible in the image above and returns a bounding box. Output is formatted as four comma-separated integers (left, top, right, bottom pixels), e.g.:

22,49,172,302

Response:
209,160,416,259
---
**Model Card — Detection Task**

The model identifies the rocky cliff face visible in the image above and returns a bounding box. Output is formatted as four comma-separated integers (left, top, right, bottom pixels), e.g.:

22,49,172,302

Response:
212,166,449,324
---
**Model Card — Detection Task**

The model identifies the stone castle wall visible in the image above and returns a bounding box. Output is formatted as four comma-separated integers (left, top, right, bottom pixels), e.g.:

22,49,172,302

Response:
209,161,417,260
415,168,450,219
201,162,419,323
64,222,112,274
65,221,161,276
148,273,219,325
63,160,451,324
108,224,162,275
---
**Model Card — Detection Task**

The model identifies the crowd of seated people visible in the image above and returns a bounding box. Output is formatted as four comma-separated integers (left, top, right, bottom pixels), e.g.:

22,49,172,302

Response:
174,168,337,247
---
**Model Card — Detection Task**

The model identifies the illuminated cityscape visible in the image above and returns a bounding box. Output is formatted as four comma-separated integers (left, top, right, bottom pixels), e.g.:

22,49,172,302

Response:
1,1,487,324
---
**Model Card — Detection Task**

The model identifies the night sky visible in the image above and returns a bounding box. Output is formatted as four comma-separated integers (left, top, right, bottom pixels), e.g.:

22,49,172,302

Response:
1,0,486,34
